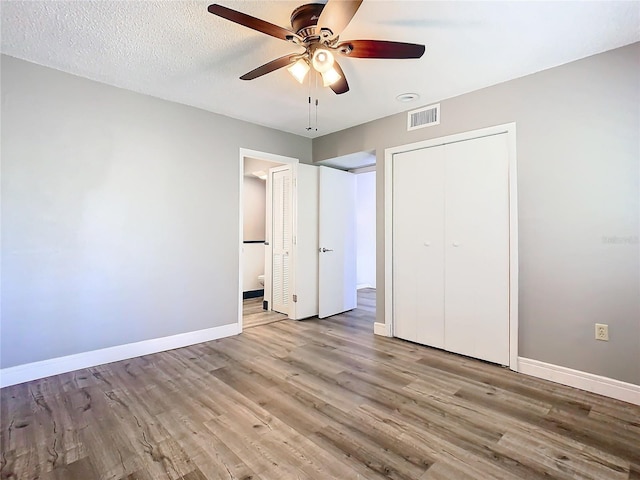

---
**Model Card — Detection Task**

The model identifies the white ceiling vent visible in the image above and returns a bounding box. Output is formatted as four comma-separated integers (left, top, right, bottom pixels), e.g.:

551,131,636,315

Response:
407,103,440,131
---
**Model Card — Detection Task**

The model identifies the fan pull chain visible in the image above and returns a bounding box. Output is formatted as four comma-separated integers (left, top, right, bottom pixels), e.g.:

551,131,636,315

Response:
305,71,320,132
306,67,312,131
313,73,318,132
313,71,319,131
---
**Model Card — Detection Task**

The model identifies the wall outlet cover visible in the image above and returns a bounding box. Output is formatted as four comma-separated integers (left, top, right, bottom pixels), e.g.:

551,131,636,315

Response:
595,323,609,341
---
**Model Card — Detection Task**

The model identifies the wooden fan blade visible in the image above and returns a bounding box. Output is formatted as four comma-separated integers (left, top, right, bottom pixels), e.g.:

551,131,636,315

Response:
330,61,349,95
240,55,298,80
317,0,363,37
208,4,298,42
338,40,425,59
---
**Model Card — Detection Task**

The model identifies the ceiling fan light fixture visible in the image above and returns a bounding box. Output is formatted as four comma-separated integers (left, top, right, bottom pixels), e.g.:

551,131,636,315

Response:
312,48,335,73
321,67,342,87
287,58,310,83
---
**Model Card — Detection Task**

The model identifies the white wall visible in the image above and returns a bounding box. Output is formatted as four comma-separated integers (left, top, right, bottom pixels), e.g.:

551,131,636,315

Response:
0,55,312,369
356,171,376,289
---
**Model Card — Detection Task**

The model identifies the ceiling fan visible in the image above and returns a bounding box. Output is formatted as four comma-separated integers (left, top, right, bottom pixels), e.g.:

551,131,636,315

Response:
207,0,425,95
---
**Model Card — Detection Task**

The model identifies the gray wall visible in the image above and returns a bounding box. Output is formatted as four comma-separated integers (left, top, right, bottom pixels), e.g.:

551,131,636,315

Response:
313,43,640,385
242,173,267,292
1,55,311,369
243,176,266,242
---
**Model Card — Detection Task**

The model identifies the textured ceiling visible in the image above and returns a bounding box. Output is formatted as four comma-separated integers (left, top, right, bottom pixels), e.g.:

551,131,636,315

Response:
2,1,639,138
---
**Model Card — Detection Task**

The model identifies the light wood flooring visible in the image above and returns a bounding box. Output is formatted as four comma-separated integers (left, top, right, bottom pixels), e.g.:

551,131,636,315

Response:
2,288,639,479
243,297,287,329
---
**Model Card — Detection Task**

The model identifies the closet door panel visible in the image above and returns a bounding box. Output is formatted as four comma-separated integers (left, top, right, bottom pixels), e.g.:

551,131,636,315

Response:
393,147,445,347
444,134,510,365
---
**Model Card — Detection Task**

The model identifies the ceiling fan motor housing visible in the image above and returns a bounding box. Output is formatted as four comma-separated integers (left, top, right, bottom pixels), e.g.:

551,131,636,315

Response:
290,4,326,40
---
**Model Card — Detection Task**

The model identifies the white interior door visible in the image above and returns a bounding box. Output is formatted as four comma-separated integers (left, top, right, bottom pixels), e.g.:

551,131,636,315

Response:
444,134,510,365
318,166,357,318
393,146,445,348
270,166,292,315
290,163,319,320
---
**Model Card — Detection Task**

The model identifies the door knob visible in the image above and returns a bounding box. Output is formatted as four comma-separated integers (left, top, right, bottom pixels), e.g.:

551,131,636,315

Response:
452,242,461,247
320,247,334,253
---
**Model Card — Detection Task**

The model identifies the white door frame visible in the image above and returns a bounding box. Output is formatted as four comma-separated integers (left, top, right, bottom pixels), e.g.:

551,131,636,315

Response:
383,123,519,371
238,148,298,331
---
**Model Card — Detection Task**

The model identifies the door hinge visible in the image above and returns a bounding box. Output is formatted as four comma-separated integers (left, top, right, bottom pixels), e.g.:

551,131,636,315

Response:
293,235,297,245
293,177,297,187
292,294,298,303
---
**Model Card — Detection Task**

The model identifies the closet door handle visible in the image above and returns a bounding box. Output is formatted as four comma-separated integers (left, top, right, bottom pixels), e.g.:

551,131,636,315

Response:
320,247,334,253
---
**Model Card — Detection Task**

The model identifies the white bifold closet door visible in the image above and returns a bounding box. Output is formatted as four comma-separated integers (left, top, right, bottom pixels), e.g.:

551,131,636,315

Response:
393,146,446,348
393,133,510,365
444,135,509,365
270,166,292,315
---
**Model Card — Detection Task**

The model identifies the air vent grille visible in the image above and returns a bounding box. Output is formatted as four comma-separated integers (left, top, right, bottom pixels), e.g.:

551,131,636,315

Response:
407,103,440,131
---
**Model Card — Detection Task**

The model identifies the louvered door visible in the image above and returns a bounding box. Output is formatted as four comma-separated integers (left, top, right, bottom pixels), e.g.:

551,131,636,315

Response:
270,167,292,315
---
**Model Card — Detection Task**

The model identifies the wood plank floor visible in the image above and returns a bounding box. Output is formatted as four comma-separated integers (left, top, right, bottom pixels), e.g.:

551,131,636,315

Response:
2,288,639,479
243,297,287,329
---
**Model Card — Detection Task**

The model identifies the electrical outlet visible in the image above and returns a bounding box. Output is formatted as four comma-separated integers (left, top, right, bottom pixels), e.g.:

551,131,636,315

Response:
595,323,609,341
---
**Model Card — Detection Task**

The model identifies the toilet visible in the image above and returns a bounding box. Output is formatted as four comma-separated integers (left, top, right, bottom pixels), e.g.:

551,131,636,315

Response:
258,274,265,286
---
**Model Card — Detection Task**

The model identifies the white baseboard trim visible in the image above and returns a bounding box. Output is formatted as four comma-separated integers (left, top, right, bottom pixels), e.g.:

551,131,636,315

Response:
0,323,241,388
518,357,640,406
374,322,391,337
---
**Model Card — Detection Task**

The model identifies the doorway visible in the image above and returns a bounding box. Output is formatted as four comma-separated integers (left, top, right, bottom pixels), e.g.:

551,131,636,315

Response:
315,150,377,315
239,148,378,331
239,149,298,331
